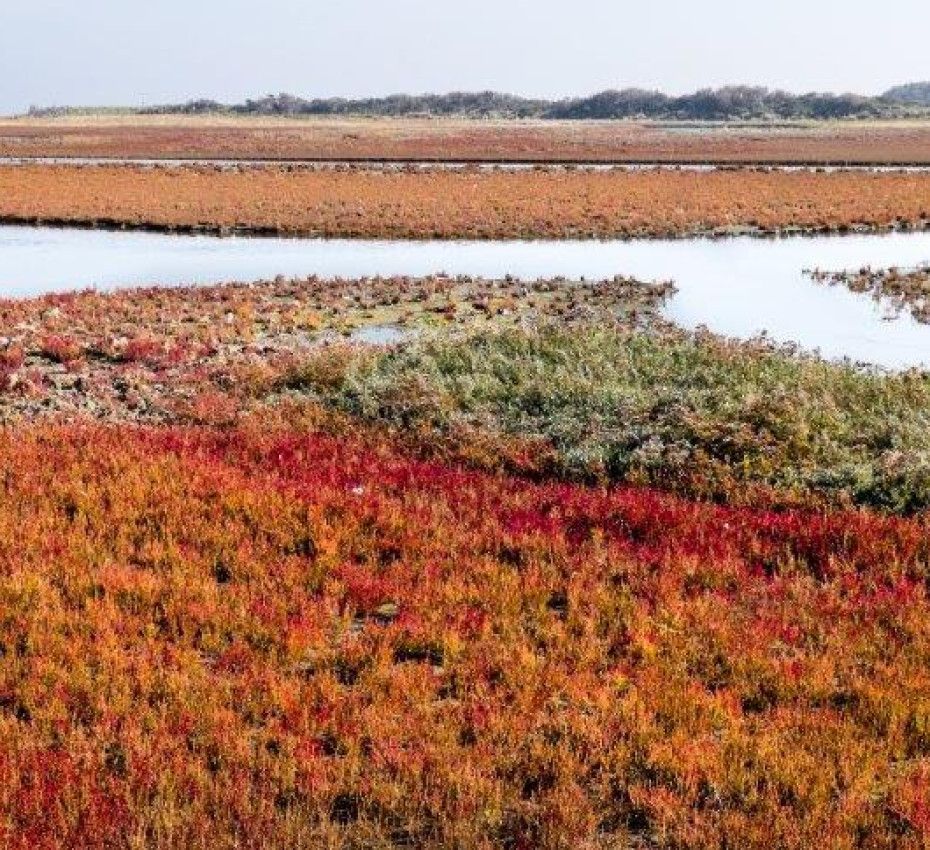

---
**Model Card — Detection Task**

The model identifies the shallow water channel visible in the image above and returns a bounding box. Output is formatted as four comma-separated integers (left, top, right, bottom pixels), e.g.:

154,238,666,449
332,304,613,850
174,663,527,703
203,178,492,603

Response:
1,225,929,369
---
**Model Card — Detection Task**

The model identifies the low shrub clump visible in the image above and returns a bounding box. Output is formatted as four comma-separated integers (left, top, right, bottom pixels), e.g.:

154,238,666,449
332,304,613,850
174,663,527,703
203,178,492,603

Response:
1,419,930,848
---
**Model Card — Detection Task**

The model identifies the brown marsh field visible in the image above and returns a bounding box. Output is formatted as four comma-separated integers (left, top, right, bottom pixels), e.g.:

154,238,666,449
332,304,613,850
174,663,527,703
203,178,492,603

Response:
4,116,930,163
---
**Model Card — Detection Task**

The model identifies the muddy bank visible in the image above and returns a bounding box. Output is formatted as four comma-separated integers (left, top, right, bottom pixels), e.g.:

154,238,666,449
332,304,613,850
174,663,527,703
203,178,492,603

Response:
0,274,671,424
3,212,929,243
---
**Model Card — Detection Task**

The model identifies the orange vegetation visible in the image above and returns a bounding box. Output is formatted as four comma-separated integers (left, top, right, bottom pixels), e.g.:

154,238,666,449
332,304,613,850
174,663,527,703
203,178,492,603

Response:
0,275,668,423
2,164,930,239
1,418,930,848
4,117,930,164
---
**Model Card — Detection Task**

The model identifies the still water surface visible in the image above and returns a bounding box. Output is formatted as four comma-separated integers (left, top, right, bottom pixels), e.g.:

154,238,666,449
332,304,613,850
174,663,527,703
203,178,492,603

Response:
1,225,929,369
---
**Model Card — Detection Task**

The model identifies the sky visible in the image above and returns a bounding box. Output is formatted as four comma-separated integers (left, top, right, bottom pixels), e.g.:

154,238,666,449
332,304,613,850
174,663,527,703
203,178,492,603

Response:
1,0,928,114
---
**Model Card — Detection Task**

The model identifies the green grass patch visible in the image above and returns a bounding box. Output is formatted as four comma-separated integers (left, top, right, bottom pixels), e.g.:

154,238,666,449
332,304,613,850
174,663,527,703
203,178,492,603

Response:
285,325,930,511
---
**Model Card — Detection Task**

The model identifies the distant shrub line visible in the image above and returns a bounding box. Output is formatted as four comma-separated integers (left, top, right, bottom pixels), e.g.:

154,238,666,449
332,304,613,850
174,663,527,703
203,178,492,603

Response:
27,83,930,121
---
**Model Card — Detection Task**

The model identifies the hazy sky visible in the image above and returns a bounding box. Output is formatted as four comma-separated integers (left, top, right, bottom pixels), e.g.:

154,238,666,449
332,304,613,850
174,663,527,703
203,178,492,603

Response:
2,0,928,114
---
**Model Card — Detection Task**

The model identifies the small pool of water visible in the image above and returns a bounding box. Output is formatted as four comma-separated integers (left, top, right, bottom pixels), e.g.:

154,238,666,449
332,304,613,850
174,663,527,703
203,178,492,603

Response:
348,325,409,345
1,225,929,369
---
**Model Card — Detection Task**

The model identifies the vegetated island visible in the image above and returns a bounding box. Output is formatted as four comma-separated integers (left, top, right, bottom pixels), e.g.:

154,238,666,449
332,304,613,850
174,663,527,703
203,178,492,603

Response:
807,263,930,323
2,164,929,240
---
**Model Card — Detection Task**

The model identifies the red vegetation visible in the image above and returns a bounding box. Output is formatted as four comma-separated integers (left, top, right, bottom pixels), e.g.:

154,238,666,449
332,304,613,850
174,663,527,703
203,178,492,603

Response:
2,164,930,239
0,418,929,847
38,334,83,364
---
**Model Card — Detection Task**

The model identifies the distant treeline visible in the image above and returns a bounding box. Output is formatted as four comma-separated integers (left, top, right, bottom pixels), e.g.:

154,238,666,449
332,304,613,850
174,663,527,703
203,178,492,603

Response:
882,82,930,106
28,85,930,120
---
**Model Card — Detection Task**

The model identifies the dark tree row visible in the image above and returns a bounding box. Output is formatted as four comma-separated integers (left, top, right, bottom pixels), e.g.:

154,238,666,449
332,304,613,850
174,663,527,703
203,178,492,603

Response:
29,84,930,120
883,81,930,106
